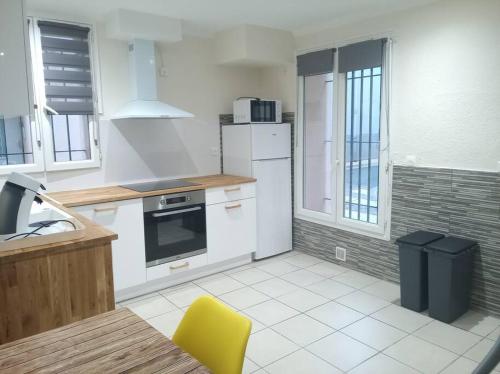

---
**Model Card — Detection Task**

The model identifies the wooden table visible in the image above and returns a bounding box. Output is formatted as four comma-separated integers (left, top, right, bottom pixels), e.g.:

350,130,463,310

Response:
0,308,210,373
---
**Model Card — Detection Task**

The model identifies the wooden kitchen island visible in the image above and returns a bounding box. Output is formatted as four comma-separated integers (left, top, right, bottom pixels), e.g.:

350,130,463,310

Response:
0,199,118,344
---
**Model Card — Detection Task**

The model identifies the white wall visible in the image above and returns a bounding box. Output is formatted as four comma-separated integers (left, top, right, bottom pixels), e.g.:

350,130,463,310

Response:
270,0,500,172
4,19,269,192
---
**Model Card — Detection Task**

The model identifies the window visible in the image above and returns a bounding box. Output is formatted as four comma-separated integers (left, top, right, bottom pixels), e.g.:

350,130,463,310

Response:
31,20,100,170
296,39,390,239
344,67,382,224
0,18,101,175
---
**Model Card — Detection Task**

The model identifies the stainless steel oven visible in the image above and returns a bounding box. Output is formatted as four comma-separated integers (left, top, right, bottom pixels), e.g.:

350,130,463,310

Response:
143,190,206,268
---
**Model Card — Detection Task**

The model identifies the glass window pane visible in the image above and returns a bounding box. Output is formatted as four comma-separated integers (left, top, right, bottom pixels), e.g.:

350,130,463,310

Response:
51,115,69,152
55,151,70,162
0,115,34,166
343,66,382,224
371,75,381,142
68,115,91,160
303,73,334,214
50,114,92,162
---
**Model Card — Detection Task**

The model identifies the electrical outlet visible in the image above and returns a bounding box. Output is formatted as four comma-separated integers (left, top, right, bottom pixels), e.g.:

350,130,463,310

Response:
336,246,347,262
159,67,168,77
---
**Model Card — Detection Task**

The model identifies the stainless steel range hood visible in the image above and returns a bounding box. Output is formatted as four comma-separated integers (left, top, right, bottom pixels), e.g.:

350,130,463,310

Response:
111,39,193,120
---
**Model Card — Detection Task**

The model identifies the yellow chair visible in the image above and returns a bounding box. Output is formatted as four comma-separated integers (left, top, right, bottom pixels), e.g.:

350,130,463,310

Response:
172,295,252,374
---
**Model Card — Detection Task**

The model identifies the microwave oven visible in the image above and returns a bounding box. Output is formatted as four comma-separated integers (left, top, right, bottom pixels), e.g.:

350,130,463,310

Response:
233,98,282,124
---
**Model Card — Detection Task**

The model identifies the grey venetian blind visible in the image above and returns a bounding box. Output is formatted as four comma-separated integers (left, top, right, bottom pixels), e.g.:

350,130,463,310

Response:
38,21,94,115
297,48,335,76
338,38,387,73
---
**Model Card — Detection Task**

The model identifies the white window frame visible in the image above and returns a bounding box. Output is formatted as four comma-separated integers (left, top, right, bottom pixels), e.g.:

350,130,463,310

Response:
28,16,101,172
0,16,44,176
0,115,45,175
295,43,392,240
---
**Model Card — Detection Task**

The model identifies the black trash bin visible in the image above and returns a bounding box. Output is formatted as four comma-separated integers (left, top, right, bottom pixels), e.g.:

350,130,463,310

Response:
396,231,445,312
425,236,477,323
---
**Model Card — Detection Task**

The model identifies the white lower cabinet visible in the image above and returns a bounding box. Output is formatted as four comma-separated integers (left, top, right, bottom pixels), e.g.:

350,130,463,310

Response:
206,196,257,264
74,199,146,292
72,184,257,295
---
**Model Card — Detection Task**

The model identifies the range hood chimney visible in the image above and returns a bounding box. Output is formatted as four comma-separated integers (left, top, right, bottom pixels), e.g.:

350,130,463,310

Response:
111,39,193,120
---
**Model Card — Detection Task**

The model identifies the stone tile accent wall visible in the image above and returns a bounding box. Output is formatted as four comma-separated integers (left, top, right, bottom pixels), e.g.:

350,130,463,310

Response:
219,113,500,316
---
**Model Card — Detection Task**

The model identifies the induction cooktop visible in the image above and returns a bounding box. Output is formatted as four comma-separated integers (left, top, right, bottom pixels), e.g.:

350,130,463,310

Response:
120,179,200,192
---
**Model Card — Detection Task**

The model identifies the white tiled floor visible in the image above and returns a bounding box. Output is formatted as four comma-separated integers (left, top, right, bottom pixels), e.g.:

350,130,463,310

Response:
121,251,500,373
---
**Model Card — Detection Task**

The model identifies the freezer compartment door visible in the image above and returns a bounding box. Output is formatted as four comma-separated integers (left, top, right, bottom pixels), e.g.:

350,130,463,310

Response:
252,158,292,259
251,123,291,160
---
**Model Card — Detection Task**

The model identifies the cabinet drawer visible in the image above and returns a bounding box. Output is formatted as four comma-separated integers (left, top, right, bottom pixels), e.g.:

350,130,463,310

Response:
205,183,256,205
146,253,207,281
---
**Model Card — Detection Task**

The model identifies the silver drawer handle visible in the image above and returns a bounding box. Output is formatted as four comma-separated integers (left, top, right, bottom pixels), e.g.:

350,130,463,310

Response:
225,203,242,210
152,206,201,218
170,262,189,270
224,187,241,193
93,206,118,213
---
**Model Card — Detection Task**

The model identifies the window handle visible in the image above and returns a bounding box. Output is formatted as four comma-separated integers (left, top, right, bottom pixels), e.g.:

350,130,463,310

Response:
90,119,99,146
43,104,59,116
31,109,42,148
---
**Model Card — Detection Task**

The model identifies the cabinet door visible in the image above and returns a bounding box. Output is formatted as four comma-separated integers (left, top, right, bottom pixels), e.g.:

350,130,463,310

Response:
74,199,146,291
206,198,256,264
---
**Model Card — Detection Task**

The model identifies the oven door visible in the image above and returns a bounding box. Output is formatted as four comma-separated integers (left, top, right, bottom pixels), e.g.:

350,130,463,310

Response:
144,204,207,267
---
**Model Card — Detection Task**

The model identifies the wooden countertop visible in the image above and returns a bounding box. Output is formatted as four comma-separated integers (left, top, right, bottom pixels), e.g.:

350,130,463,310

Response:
48,174,256,207
0,174,253,262
0,196,117,262
0,308,210,373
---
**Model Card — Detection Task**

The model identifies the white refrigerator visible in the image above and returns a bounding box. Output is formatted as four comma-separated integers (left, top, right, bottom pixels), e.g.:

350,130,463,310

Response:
222,123,292,259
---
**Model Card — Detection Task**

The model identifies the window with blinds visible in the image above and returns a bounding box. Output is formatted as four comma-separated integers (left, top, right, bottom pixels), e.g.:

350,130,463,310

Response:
38,21,94,162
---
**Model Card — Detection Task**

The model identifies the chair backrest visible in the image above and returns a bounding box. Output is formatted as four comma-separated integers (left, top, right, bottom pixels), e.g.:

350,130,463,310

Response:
172,295,252,374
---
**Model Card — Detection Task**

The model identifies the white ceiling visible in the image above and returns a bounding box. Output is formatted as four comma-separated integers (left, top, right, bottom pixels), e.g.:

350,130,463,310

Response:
26,0,439,36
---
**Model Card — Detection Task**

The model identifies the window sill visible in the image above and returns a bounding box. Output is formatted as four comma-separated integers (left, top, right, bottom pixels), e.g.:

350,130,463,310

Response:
294,211,390,241
0,163,45,176
45,158,101,172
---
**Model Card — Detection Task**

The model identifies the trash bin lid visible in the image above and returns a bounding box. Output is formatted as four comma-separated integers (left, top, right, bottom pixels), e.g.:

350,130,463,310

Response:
396,230,445,246
426,236,477,255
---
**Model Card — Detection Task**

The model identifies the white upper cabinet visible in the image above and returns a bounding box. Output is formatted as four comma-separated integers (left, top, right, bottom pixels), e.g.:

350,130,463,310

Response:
0,0,32,118
74,199,147,292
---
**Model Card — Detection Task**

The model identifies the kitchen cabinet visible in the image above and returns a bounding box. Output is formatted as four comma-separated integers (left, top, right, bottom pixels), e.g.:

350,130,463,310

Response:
74,199,146,291
0,0,32,118
206,185,257,264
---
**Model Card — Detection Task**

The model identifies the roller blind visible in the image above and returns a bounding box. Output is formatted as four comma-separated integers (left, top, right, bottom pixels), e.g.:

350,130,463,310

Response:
297,48,335,76
338,38,387,73
38,21,94,115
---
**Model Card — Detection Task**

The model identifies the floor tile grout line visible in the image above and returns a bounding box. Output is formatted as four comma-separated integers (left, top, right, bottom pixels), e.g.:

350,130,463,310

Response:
367,305,435,335
347,351,426,374
125,251,498,374
410,321,483,356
